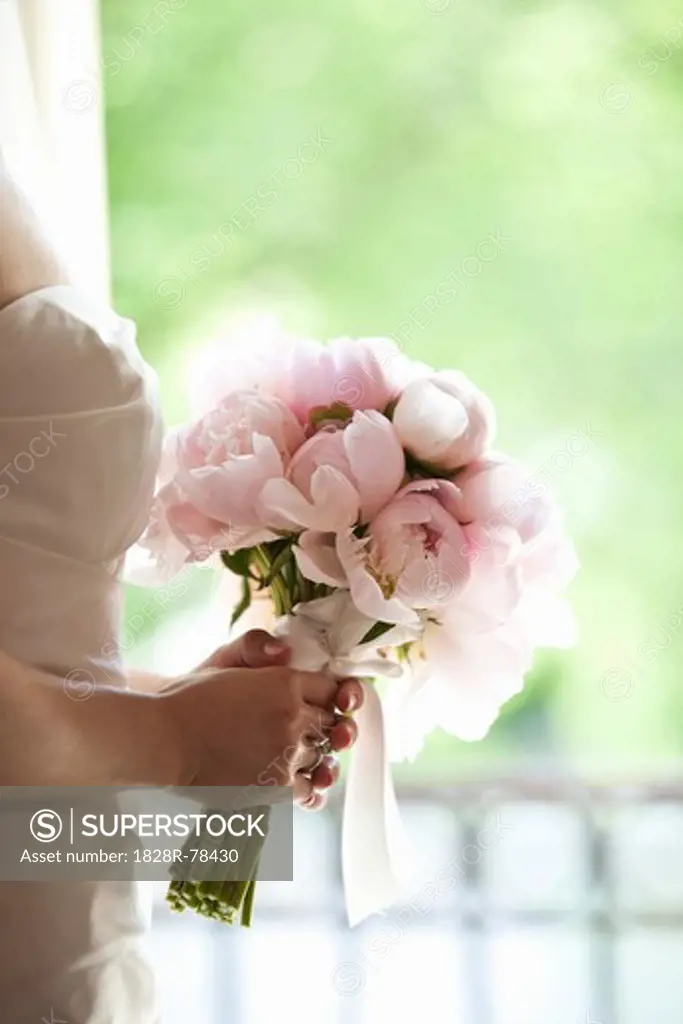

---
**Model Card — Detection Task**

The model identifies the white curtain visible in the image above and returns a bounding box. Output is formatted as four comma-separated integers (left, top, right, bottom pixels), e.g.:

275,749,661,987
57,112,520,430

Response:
0,0,110,300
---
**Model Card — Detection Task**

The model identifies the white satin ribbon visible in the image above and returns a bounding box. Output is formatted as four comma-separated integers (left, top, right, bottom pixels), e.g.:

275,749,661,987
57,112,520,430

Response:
271,591,418,925
342,681,416,926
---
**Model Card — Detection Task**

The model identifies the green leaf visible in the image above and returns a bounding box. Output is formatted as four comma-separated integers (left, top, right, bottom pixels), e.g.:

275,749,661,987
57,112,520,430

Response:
230,576,252,626
404,451,455,480
383,398,398,420
264,536,292,557
264,541,294,584
221,548,254,578
360,620,394,645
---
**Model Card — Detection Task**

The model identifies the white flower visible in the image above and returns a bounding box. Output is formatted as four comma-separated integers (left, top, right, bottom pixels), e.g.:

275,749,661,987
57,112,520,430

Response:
273,591,418,678
392,371,496,471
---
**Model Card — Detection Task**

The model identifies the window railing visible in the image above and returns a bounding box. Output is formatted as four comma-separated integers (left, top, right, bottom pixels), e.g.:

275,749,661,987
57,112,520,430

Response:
150,777,683,1024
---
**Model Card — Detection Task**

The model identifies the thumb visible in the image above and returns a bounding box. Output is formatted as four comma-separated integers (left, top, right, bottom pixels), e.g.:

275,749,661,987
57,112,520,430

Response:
200,630,291,671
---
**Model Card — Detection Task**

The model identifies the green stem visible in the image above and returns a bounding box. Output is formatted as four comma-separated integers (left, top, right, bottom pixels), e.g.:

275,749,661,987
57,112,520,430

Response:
255,544,295,616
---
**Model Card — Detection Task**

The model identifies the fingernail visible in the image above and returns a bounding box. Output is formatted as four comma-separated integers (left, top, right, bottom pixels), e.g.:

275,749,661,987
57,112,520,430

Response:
264,640,287,656
339,690,358,712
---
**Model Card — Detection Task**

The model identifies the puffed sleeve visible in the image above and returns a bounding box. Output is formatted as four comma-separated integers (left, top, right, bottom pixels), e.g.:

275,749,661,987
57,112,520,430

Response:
0,286,163,679
0,285,163,564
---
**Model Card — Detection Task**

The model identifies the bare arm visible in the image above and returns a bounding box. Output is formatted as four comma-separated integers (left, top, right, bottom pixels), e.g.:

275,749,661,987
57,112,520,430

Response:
0,648,185,787
0,148,70,311
0,634,362,802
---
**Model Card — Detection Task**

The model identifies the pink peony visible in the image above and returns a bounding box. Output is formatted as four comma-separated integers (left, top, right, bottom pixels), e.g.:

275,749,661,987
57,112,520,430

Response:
386,613,535,755
383,546,533,755
127,481,228,581
452,453,578,607
453,454,550,543
387,531,573,755
384,458,578,756
191,331,414,424
392,370,496,471
258,410,405,533
335,479,473,625
172,390,304,544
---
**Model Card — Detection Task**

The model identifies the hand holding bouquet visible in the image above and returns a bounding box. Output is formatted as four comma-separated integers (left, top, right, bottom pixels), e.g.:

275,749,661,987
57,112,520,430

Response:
129,330,576,925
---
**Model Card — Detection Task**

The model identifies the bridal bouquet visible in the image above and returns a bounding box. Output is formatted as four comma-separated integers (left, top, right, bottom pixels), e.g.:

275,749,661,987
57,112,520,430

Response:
129,330,576,926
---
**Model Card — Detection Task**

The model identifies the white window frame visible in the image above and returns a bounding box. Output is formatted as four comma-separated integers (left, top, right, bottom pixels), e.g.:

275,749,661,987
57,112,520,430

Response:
0,0,110,301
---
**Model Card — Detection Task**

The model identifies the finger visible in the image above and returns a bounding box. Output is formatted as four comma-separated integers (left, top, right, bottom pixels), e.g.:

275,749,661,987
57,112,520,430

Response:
336,679,364,713
297,744,325,776
297,670,339,708
301,790,327,812
200,631,290,671
309,756,340,791
238,630,291,668
329,716,358,752
299,705,336,740
293,774,314,806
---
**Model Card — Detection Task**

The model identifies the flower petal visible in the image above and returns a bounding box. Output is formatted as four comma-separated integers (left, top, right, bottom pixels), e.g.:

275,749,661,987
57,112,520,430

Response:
344,410,406,521
258,467,359,532
336,530,420,626
295,531,348,587
178,434,284,525
308,466,360,530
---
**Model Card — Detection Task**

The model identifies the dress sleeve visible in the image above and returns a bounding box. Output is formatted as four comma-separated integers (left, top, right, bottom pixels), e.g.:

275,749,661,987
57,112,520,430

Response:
0,285,163,565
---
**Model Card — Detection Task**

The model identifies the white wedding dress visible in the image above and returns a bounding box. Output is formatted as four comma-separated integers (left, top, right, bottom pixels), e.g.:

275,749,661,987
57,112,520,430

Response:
0,286,163,1023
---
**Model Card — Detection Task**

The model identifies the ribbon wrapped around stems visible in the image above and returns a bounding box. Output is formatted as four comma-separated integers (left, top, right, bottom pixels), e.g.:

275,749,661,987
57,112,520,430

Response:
273,591,418,926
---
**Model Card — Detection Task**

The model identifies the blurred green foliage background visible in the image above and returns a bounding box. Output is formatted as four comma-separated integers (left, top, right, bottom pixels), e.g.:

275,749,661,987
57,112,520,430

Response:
102,0,683,774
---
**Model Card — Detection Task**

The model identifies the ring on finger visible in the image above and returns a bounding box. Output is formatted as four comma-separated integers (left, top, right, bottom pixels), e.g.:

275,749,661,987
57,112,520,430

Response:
314,734,333,758
303,746,326,776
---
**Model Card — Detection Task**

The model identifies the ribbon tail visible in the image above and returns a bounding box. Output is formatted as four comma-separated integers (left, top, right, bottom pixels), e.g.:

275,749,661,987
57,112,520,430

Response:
342,681,416,927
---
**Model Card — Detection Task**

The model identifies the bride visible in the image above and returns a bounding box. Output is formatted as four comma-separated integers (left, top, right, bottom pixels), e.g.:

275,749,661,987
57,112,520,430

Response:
0,150,363,1021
